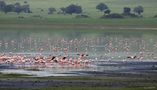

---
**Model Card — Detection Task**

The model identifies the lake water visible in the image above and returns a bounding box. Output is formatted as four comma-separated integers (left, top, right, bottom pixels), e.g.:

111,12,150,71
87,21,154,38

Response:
0,29,157,77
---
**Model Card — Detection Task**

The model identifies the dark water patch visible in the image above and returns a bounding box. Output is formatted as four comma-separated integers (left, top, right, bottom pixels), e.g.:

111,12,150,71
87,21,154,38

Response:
0,64,16,69
98,61,157,66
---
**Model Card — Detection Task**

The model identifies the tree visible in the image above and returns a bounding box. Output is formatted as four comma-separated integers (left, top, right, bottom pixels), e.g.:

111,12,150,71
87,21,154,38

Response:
0,1,31,14
14,2,20,7
0,0,6,11
74,6,82,14
133,6,144,16
123,7,131,15
65,4,82,15
3,4,14,14
96,3,108,12
14,2,22,14
21,5,31,13
48,7,56,14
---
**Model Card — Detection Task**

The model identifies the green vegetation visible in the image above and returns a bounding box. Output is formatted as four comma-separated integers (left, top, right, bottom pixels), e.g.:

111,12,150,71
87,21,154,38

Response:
0,75,157,90
0,73,157,90
1,0,157,17
0,0,156,26
0,17,157,26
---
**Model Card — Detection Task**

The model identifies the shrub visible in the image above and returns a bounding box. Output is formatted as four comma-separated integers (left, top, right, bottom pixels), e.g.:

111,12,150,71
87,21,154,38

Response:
48,7,56,14
75,14,90,18
154,15,157,18
101,13,124,19
65,4,82,15
104,9,111,15
122,13,139,18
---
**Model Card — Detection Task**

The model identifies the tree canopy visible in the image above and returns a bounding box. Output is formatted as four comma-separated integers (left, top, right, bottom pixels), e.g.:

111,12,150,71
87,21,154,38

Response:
96,3,108,12
65,4,82,15
123,7,131,15
0,1,31,14
133,6,144,15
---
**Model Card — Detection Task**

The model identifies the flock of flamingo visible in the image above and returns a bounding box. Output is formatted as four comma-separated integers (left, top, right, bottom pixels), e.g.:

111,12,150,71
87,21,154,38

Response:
0,53,90,68
0,35,157,68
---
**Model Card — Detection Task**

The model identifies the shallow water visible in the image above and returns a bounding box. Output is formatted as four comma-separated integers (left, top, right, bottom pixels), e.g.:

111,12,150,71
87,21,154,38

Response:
0,29,157,76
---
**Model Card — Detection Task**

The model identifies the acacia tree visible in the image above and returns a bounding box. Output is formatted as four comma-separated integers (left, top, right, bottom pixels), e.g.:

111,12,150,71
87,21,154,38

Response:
96,3,108,12
65,4,82,15
3,4,14,14
123,7,131,15
14,2,22,14
0,1,32,14
133,6,144,16
0,0,6,11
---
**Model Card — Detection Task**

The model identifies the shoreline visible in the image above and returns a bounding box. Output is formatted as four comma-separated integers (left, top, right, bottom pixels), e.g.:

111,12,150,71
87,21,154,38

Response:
0,24,157,30
0,72,157,89
0,60,157,89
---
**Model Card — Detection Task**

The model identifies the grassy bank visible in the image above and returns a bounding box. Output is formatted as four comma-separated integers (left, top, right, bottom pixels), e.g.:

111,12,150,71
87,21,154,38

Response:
0,73,157,90
0,17,157,26
0,18,157,30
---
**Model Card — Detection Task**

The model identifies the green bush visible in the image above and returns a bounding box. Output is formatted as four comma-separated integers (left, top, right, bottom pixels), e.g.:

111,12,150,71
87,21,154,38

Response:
122,13,139,18
101,13,124,19
75,14,90,18
154,15,157,18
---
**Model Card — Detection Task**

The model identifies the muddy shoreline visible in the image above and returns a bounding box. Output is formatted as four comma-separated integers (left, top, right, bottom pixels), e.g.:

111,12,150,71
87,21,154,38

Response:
0,70,157,89
0,60,157,89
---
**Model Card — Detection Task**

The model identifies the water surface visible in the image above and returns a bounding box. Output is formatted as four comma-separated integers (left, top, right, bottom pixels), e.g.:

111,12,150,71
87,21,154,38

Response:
0,29,157,76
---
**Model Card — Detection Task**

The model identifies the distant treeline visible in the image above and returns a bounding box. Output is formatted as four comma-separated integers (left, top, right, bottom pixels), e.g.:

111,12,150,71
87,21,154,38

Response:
96,3,144,18
0,0,82,15
0,0,155,19
0,1,31,14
